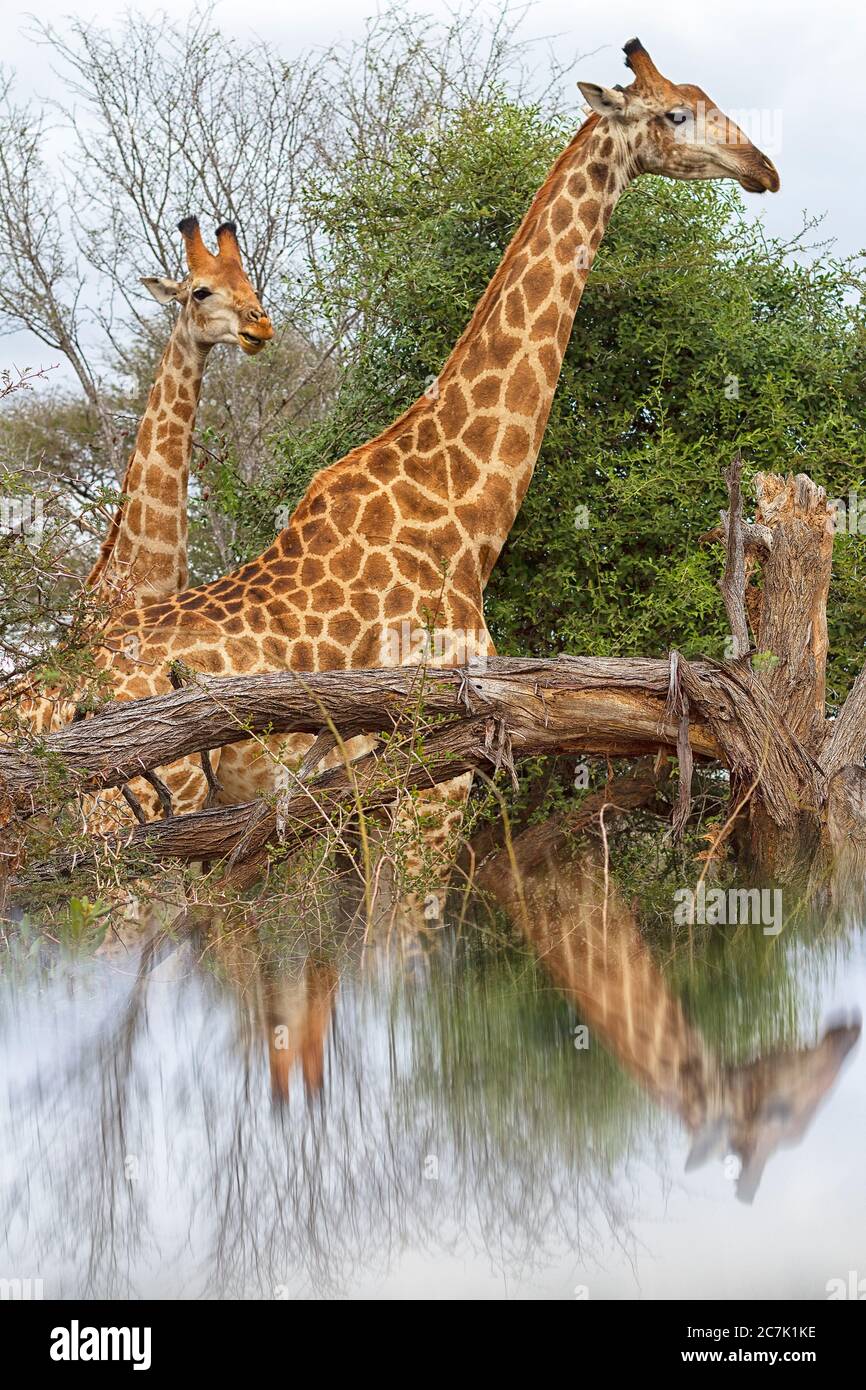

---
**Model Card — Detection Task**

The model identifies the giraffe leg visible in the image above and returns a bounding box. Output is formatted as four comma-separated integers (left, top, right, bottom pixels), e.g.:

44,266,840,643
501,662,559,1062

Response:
83,751,221,833
391,772,474,925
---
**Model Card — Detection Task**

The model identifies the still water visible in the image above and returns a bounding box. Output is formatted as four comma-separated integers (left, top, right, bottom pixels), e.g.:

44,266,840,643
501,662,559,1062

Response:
1,848,864,1300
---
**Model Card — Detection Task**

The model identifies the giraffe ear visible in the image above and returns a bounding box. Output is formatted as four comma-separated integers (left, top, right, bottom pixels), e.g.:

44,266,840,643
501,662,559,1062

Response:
577,82,629,117
141,276,183,305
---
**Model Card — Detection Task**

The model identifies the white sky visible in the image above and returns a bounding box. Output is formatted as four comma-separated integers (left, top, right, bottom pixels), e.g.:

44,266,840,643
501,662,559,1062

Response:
2,0,864,378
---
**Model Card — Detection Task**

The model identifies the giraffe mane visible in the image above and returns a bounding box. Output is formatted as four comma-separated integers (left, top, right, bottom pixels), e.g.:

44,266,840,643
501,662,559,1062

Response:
85,463,137,591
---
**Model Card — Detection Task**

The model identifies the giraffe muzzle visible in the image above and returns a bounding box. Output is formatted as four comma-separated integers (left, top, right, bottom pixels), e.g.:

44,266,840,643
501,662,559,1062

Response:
239,330,270,355
737,152,780,194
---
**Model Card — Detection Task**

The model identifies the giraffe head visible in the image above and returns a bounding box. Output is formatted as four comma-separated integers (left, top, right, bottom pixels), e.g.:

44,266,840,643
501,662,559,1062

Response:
687,1013,861,1203
141,217,274,355
578,37,780,194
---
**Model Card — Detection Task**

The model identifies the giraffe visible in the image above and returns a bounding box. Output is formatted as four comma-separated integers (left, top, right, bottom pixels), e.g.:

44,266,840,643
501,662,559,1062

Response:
2,217,272,740
73,39,781,842
482,828,861,1203
88,216,274,609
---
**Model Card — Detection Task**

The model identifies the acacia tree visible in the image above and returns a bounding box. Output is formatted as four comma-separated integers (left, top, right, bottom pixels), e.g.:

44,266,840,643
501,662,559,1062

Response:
0,366,113,701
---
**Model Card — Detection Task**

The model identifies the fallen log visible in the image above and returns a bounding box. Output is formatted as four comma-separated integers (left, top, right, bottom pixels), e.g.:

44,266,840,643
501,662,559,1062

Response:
13,655,824,886
1,655,718,817
18,713,525,883
0,651,822,825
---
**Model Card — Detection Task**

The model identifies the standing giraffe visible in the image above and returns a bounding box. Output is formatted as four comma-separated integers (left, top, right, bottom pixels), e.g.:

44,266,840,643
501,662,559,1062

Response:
89,217,273,608
85,39,779,837
2,218,272,739
482,829,860,1203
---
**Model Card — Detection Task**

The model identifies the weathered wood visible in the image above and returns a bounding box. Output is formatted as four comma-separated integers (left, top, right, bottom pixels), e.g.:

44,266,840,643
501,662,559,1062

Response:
17,714,512,882
822,662,866,781
703,470,853,877
752,473,836,756
14,653,825,886
0,655,723,815
0,649,822,843
719,454,751,660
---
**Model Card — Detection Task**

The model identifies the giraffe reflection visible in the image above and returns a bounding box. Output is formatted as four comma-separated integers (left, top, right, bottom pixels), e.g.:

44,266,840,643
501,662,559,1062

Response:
264,962,338,1103
2,872,862,1296
481,828,860,1203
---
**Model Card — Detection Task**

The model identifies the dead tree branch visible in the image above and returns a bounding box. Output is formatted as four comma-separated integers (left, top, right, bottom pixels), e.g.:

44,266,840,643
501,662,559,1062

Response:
1,651,822,828
719,453,751,661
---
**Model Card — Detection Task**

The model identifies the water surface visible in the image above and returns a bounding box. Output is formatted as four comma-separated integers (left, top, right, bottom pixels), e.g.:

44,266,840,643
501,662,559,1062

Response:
1,857,864,1300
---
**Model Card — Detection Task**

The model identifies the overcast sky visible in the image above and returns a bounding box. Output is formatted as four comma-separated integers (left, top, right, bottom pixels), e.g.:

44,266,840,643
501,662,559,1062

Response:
2,0,864,378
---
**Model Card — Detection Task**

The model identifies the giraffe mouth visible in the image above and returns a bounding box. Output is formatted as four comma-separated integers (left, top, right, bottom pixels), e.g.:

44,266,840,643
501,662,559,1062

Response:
737,155,780,195
239,332,268,355
739,174,770,194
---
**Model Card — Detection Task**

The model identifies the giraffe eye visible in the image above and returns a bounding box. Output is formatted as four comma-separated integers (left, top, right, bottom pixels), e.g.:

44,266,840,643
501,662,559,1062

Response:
666,110,688,125
193,287,213,301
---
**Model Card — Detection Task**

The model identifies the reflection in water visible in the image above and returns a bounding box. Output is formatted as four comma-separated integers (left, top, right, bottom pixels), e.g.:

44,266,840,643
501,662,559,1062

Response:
481,835,860,1203
0,837,863,1298
1,929,635,1296
263,962,338,1103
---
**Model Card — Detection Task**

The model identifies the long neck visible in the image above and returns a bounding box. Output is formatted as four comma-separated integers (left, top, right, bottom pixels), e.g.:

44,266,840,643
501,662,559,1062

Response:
250,116,633,605
487,842,716,1130
321,114,634,583
88,316,208,606
434,114,631,546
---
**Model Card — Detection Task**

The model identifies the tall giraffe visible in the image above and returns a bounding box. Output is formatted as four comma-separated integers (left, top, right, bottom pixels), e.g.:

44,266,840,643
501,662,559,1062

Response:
89,217,273,608
82,39,780,835
482,828,861,1203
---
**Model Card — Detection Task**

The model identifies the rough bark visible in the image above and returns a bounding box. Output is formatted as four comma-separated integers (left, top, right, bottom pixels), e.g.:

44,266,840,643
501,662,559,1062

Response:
0,650,821,833
822,662,866,781
1,656,723,816
17,713,520,883
751,473,836,756
11,651,825,889
705,470,854,879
